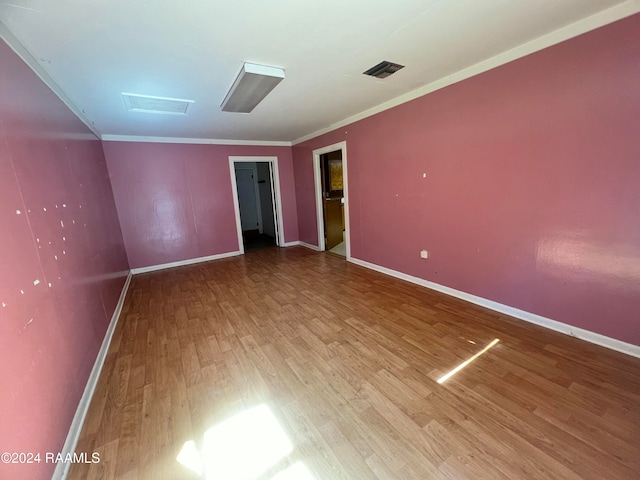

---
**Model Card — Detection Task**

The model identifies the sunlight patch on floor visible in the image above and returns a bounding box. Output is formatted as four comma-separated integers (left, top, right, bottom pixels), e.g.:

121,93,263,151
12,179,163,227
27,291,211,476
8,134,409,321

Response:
177,440,203,476
177,403,301,480
269,461,316,480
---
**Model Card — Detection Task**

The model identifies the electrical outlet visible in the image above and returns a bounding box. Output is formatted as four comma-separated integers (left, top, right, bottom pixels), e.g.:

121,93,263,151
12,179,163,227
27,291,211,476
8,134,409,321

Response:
420,250,429,259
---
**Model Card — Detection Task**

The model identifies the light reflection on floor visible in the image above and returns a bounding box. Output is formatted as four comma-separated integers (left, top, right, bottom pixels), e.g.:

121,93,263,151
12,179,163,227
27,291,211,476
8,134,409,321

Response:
437,338,500,384
177,404,315,480
269,461,316,480
177,440,202,477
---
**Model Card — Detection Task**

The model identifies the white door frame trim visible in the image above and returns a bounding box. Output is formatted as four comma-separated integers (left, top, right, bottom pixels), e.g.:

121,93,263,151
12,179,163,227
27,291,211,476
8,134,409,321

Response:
312,141,350,259
229,156,285,254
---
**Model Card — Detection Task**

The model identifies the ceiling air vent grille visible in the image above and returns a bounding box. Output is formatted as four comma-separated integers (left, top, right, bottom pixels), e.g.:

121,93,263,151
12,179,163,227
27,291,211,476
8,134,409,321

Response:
363,61,405,79
122,93,194,115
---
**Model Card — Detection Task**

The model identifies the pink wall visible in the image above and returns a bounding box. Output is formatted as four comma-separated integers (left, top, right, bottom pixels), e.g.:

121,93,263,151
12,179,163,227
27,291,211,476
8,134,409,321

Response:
293,15,640,346
0,41,129,479
104,142,298,269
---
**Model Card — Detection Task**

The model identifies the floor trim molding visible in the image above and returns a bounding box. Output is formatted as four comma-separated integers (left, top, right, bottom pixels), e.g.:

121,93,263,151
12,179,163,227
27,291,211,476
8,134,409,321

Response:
131,251,241,274
298,241,322,251
53,271,133,480
282,240,322,251
349,257,640,359
282,241,301,247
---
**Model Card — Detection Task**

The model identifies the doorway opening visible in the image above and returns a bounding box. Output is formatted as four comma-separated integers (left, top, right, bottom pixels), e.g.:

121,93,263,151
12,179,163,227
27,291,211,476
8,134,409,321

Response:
229,156,285,254
313,141,349,258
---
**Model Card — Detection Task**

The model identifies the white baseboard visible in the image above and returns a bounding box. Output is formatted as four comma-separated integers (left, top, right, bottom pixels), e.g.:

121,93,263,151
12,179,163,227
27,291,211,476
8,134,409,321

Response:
131,250,241,274
282,241,301,247
53,270,133,480
282,240,322,251
299,241,321,251
348,257,640,359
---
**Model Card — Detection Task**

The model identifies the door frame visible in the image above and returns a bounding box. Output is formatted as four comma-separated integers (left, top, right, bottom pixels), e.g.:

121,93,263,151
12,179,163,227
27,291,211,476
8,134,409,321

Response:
229,156,285,254
312,141,350,258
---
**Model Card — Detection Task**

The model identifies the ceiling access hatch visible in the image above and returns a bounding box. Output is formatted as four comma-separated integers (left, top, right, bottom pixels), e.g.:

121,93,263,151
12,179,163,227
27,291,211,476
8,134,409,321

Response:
122,93,195,115
363,61,405,79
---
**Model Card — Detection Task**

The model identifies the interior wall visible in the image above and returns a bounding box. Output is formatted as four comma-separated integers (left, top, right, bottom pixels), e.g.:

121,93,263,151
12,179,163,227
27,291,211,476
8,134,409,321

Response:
292,14,640,346
0,40,129,479
103,142,298,269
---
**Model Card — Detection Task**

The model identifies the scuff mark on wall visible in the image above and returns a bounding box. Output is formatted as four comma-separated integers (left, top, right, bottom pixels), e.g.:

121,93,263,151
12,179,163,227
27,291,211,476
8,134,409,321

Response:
20,318,34,334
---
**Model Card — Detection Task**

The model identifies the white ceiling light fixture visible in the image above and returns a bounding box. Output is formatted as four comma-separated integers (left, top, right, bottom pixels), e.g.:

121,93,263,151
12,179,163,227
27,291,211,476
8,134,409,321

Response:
221,63,285,113
122,93,194,115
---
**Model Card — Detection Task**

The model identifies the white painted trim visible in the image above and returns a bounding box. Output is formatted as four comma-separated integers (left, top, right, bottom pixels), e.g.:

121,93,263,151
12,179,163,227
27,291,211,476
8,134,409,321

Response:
299,241,321,251
101,134,291,146
312,141,350,258
4,1,636,150
131,251,241,275
267,162,279,240
348,257,640,359
282,240,322,251
312,153,325,252
53,271,132,480
341,144,351,260
0,21,101,139
229,162,246,255
291,1,640,145
229,156,285,253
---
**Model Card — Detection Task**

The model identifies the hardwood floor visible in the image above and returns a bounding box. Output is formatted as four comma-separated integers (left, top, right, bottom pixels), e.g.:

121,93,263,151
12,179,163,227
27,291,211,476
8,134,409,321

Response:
68,247,640,480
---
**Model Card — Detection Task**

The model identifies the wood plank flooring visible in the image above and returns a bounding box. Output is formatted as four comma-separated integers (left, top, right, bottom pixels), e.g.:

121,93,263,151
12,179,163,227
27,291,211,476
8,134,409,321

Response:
68,247,640,480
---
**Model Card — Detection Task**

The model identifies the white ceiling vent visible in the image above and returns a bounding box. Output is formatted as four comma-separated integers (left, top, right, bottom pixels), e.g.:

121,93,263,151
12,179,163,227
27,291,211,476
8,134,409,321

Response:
122,93,194,115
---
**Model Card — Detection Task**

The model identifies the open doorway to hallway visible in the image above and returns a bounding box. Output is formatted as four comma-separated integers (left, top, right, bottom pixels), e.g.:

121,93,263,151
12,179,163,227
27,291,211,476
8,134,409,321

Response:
320,150,345,256
234,162,276,251
229,156,285,254
313,141,349,258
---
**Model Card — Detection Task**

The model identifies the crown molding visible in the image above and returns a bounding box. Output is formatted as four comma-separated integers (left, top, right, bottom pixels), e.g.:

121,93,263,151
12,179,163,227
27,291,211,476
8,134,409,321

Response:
101,134,291,146
4,1,638,148
0,21,101,139
292,0,640,145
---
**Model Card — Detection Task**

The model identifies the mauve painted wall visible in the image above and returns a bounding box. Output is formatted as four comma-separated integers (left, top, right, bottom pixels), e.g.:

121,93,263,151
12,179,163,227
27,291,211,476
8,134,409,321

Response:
293,15,640,346
0,40,129,479
103,142,298,269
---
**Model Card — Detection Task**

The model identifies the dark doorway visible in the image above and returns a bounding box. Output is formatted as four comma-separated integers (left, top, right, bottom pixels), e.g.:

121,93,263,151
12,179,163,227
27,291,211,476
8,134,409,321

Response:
234,162,277,252
319,150,345,256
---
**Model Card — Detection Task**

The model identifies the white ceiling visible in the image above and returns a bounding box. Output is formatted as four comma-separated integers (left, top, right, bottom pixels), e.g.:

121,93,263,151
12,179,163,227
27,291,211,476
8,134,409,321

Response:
0,0,637,144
